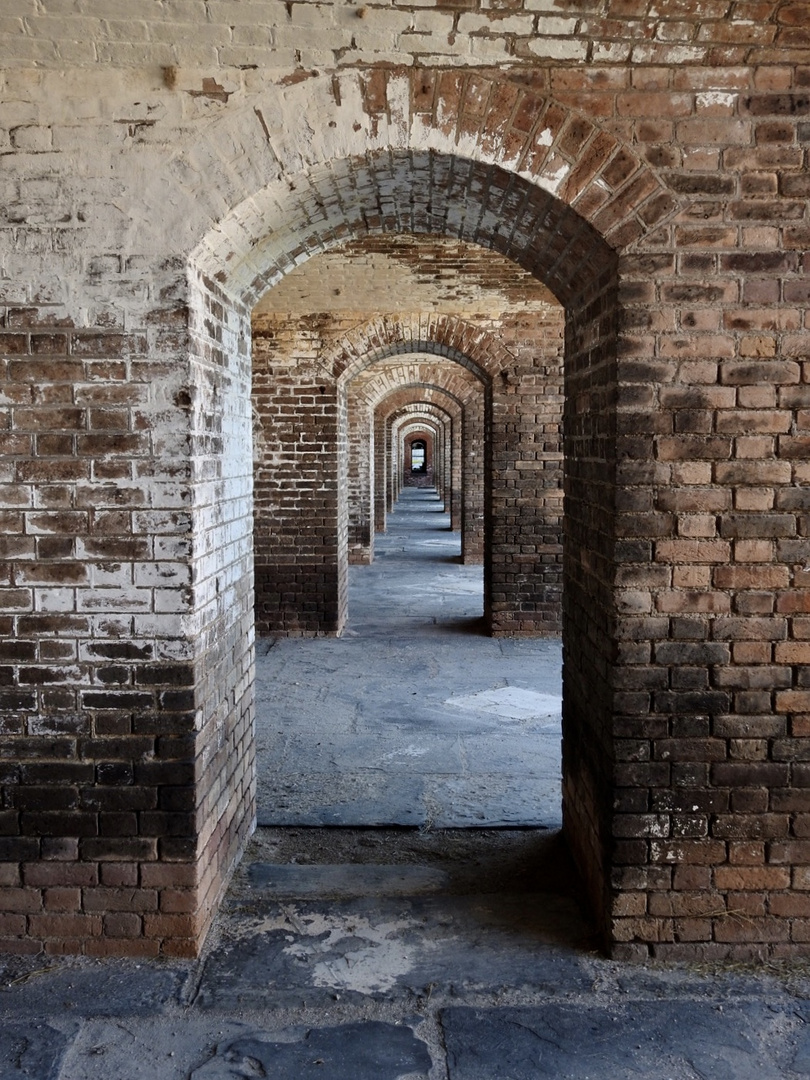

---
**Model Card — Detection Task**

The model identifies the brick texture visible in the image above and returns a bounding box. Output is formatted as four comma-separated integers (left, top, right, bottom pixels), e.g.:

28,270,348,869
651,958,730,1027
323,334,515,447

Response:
0,20,808,959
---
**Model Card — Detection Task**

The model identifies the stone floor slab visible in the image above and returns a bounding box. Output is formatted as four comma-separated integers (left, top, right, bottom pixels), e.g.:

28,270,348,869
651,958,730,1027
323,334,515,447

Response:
0,1021,77,1079
194,893,592,1011
441,1002,810,1079
0,960,184,1018
255,489,563,829
248,863,450,897
190,1021,432,1080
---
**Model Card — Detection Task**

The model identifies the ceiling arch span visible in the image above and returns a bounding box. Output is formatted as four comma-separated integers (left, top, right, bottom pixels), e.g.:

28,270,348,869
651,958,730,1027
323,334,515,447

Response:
378,387,464,414
329,313,518,386
188,70,678,309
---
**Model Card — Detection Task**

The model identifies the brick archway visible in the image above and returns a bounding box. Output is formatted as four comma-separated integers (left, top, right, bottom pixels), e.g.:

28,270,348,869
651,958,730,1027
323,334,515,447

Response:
190,69,674,304
381,398,459,533
325,313,512,383
187,74,675,955
343,344,487,570
403,428,435,488
186,78,669,956
0,70,687,959
352,381,467,565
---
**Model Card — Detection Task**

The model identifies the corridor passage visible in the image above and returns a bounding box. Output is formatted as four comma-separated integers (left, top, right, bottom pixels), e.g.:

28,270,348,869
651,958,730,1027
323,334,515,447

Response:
255,488,563,828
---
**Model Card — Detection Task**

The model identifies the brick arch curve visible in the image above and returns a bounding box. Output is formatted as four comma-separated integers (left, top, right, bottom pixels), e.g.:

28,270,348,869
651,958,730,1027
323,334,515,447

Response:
189,69,678,306
182,68,685,961
331,313,514,386
373,381,468,411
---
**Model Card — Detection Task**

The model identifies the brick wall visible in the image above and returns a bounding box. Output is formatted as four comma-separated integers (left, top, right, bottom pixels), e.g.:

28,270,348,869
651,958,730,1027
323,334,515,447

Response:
1,13,809,957
0,281,254,956
186,272,256,958
252,318,345,636
252,240,563,632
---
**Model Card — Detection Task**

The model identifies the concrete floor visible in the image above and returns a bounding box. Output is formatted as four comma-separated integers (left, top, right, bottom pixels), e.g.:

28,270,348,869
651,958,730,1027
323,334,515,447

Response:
255,486,563,829
3,491,810,1078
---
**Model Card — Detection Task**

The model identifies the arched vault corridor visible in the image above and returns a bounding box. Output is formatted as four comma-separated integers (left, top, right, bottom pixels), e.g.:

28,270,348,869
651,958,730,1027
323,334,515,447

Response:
255,486,563,829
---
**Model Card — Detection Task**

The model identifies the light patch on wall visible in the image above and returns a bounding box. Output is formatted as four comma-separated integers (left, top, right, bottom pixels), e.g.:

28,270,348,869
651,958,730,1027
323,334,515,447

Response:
696,91,737,109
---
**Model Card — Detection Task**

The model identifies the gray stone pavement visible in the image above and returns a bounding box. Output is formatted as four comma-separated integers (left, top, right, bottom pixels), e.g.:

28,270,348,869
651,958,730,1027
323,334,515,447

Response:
3,489,810,1078
4,834,810,1079
255,486,563,829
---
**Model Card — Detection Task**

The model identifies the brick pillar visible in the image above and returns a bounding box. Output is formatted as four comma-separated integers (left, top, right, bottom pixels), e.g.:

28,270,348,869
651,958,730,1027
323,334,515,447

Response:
252,330,344,636
347,393,374,565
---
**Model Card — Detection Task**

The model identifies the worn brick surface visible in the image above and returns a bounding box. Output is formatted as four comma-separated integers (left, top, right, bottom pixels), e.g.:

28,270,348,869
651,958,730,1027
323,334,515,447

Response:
0,11,809,958
252,241,564,634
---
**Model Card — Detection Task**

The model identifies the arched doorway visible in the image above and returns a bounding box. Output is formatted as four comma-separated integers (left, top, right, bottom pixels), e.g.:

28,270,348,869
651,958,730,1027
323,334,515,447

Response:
183,71,676,954
406,435,429,481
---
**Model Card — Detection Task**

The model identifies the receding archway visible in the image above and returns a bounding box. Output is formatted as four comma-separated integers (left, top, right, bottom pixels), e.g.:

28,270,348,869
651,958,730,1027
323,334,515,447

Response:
383,401,457,531
198,181,620,948
181,72,675,955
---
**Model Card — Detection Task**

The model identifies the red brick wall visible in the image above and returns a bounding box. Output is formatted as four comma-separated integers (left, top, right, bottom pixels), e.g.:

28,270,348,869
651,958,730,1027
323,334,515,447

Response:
252,319,345,635
1,35,809,959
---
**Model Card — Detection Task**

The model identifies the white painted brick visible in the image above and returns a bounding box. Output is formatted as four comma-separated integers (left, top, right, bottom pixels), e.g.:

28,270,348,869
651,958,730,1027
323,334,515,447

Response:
205,0,288,24
155,638,196,662
535,16,580,35
154,588,192,613
92,563,134,587
34,589,75,613
350,26,405,49
9,125,52,151
55,40,99,63
457,13,535,35
410,11,454,34
358,8,414,32
0,0,35,13
526,37,588,60
86,41,162,65
133,510,192,535
402,32,454,54
0,102,41,127
0,17,25,37
77,587,153,612
470,36,511,60
103,19,151,42
230,25,275,48
272,23,351,48
592,42,632,62
631,42,708,63
135,562,192,587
